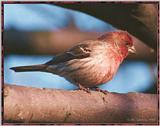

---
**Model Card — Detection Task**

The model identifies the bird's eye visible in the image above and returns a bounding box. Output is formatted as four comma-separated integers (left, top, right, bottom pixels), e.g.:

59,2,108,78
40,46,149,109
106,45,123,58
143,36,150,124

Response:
125,41,130,46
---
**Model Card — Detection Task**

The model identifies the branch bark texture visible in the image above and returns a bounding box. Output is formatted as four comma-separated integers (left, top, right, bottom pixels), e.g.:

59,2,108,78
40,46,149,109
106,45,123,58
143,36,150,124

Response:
4,84,158,123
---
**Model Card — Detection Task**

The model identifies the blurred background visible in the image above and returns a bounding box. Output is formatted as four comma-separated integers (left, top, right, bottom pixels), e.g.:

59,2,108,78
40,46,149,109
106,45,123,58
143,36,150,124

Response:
3,3,157,93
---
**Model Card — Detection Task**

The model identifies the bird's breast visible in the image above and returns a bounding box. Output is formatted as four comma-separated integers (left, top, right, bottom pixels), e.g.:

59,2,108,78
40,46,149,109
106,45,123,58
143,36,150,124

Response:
63,53,120,87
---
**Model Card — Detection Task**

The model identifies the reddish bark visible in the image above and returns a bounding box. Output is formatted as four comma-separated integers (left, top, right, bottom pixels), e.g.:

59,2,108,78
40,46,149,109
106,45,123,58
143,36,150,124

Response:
3,84,158,123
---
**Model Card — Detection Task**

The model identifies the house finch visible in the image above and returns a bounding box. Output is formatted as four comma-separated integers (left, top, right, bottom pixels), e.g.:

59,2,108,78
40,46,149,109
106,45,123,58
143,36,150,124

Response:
10,31,136,93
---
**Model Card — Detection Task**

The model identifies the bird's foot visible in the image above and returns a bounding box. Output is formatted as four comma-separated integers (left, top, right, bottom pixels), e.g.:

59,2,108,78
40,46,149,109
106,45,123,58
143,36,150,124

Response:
93,87,108,95
78,84,91,93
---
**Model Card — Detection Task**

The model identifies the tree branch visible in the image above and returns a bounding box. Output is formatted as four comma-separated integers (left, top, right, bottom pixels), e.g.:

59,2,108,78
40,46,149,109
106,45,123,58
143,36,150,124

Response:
4,84,158,123
53,3,158,51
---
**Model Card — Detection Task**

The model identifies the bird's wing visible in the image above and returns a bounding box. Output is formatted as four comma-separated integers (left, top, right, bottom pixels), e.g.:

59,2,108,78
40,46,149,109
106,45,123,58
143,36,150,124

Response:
46,43,91,65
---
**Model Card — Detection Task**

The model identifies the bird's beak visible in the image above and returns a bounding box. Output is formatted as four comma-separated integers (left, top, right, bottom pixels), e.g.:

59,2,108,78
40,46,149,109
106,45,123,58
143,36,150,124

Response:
128,46,136,53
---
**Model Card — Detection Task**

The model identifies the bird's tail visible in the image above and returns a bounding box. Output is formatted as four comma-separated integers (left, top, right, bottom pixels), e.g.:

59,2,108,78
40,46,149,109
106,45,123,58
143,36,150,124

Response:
10,64,47,72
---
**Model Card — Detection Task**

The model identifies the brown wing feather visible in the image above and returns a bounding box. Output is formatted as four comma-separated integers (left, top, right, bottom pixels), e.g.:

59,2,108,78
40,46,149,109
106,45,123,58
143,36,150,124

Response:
46,43,91,65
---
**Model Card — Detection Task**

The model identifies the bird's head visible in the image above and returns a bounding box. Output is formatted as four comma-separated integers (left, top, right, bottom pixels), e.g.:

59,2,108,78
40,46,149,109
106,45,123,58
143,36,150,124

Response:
98,31,136,58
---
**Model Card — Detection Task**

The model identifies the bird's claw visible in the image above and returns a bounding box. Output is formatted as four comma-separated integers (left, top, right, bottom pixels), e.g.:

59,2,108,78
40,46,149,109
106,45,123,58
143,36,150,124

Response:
78,84,91,93
95,88,108,95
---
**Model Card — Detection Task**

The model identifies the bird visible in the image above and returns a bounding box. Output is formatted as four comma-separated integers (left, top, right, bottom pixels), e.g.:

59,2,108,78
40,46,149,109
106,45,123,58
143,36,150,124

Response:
10,31,136,94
